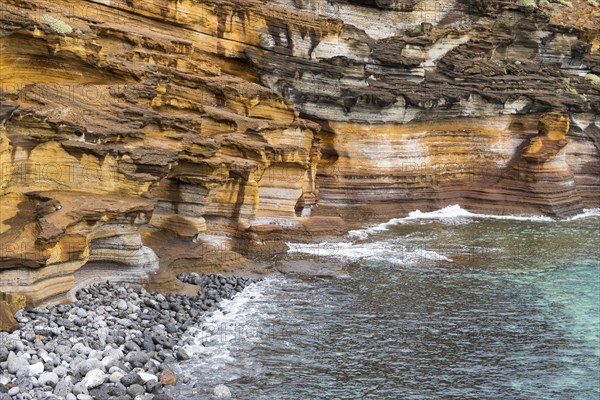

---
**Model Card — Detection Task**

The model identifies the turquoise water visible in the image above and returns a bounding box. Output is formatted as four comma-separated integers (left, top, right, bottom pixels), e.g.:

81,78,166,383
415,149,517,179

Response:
174,209,600,399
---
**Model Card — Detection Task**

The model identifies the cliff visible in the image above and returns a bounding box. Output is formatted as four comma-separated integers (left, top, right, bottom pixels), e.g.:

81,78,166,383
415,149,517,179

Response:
0,0,599,319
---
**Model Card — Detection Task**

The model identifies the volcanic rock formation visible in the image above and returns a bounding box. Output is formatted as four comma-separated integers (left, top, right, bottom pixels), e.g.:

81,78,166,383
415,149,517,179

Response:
0,0,599,312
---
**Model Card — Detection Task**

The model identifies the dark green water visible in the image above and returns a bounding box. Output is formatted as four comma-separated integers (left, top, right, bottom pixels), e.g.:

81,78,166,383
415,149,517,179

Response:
176,207,600,399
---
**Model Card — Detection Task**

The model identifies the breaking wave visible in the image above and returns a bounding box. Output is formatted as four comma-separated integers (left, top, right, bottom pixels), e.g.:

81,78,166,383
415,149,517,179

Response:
347,204,600,239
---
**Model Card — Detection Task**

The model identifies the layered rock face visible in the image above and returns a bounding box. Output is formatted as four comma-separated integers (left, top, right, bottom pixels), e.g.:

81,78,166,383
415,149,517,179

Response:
248,0,600,218
0,0,599,309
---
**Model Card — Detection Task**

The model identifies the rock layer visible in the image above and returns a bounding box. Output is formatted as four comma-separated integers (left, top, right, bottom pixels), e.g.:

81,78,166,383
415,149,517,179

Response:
247,0,600,218
0,0,599,309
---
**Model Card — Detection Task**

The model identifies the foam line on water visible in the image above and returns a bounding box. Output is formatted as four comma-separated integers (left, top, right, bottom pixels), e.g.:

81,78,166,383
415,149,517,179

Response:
566,208,600,221
348,205,560,239
286,240,453,264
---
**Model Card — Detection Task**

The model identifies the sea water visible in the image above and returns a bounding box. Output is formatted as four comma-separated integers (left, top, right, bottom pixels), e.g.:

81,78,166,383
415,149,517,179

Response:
173,206,600,399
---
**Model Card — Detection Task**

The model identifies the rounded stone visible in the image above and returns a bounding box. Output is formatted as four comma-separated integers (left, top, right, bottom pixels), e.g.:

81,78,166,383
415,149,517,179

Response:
72,343,91,356
38,371,59,387
54,345,71,356
72,382,88,396
14,377,34,392
116,300,128,311
53,365,68,378
76,359,103,377
81,368,106,389
124,342,141,352
109,371,124,384
175,349,190,361
213,384,232,398
53,379,74,397
126,383,145,398
124,351,148,367
158,370,177,386
120,372,142,387
145,379,159,394
102,348,124,360
28,362,45,376
138,371,157,384
7,352,28,374
0,349,9,363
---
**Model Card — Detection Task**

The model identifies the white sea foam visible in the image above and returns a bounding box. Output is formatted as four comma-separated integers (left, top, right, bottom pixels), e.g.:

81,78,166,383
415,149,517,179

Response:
293,205,599,263
348,205,556,239
183,277,278,361
286,240,453,264
404,205,557,222
566,208,600,221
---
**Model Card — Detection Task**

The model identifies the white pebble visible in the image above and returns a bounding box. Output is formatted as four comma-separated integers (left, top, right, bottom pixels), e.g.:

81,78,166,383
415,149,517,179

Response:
137,372,157,384
81,368,106,389
28,361,45,376
213,384,232,398
109,371,124,384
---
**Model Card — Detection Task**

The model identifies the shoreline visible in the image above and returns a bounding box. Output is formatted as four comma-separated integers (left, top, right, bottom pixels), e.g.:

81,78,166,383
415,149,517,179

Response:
1,209,599,398
3,205,598,317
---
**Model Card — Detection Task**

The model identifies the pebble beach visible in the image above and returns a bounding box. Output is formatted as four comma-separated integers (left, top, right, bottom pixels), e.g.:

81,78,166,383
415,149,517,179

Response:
0,274,257,400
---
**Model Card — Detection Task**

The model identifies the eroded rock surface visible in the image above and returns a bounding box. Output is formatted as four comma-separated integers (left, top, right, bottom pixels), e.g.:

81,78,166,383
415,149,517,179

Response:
0,0,598,308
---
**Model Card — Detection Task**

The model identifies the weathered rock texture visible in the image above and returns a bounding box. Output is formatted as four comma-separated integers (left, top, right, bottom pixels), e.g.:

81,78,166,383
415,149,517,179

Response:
0,0,599,309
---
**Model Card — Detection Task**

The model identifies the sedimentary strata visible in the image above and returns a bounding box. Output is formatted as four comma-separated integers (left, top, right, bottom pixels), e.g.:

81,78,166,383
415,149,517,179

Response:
0,0,598,308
